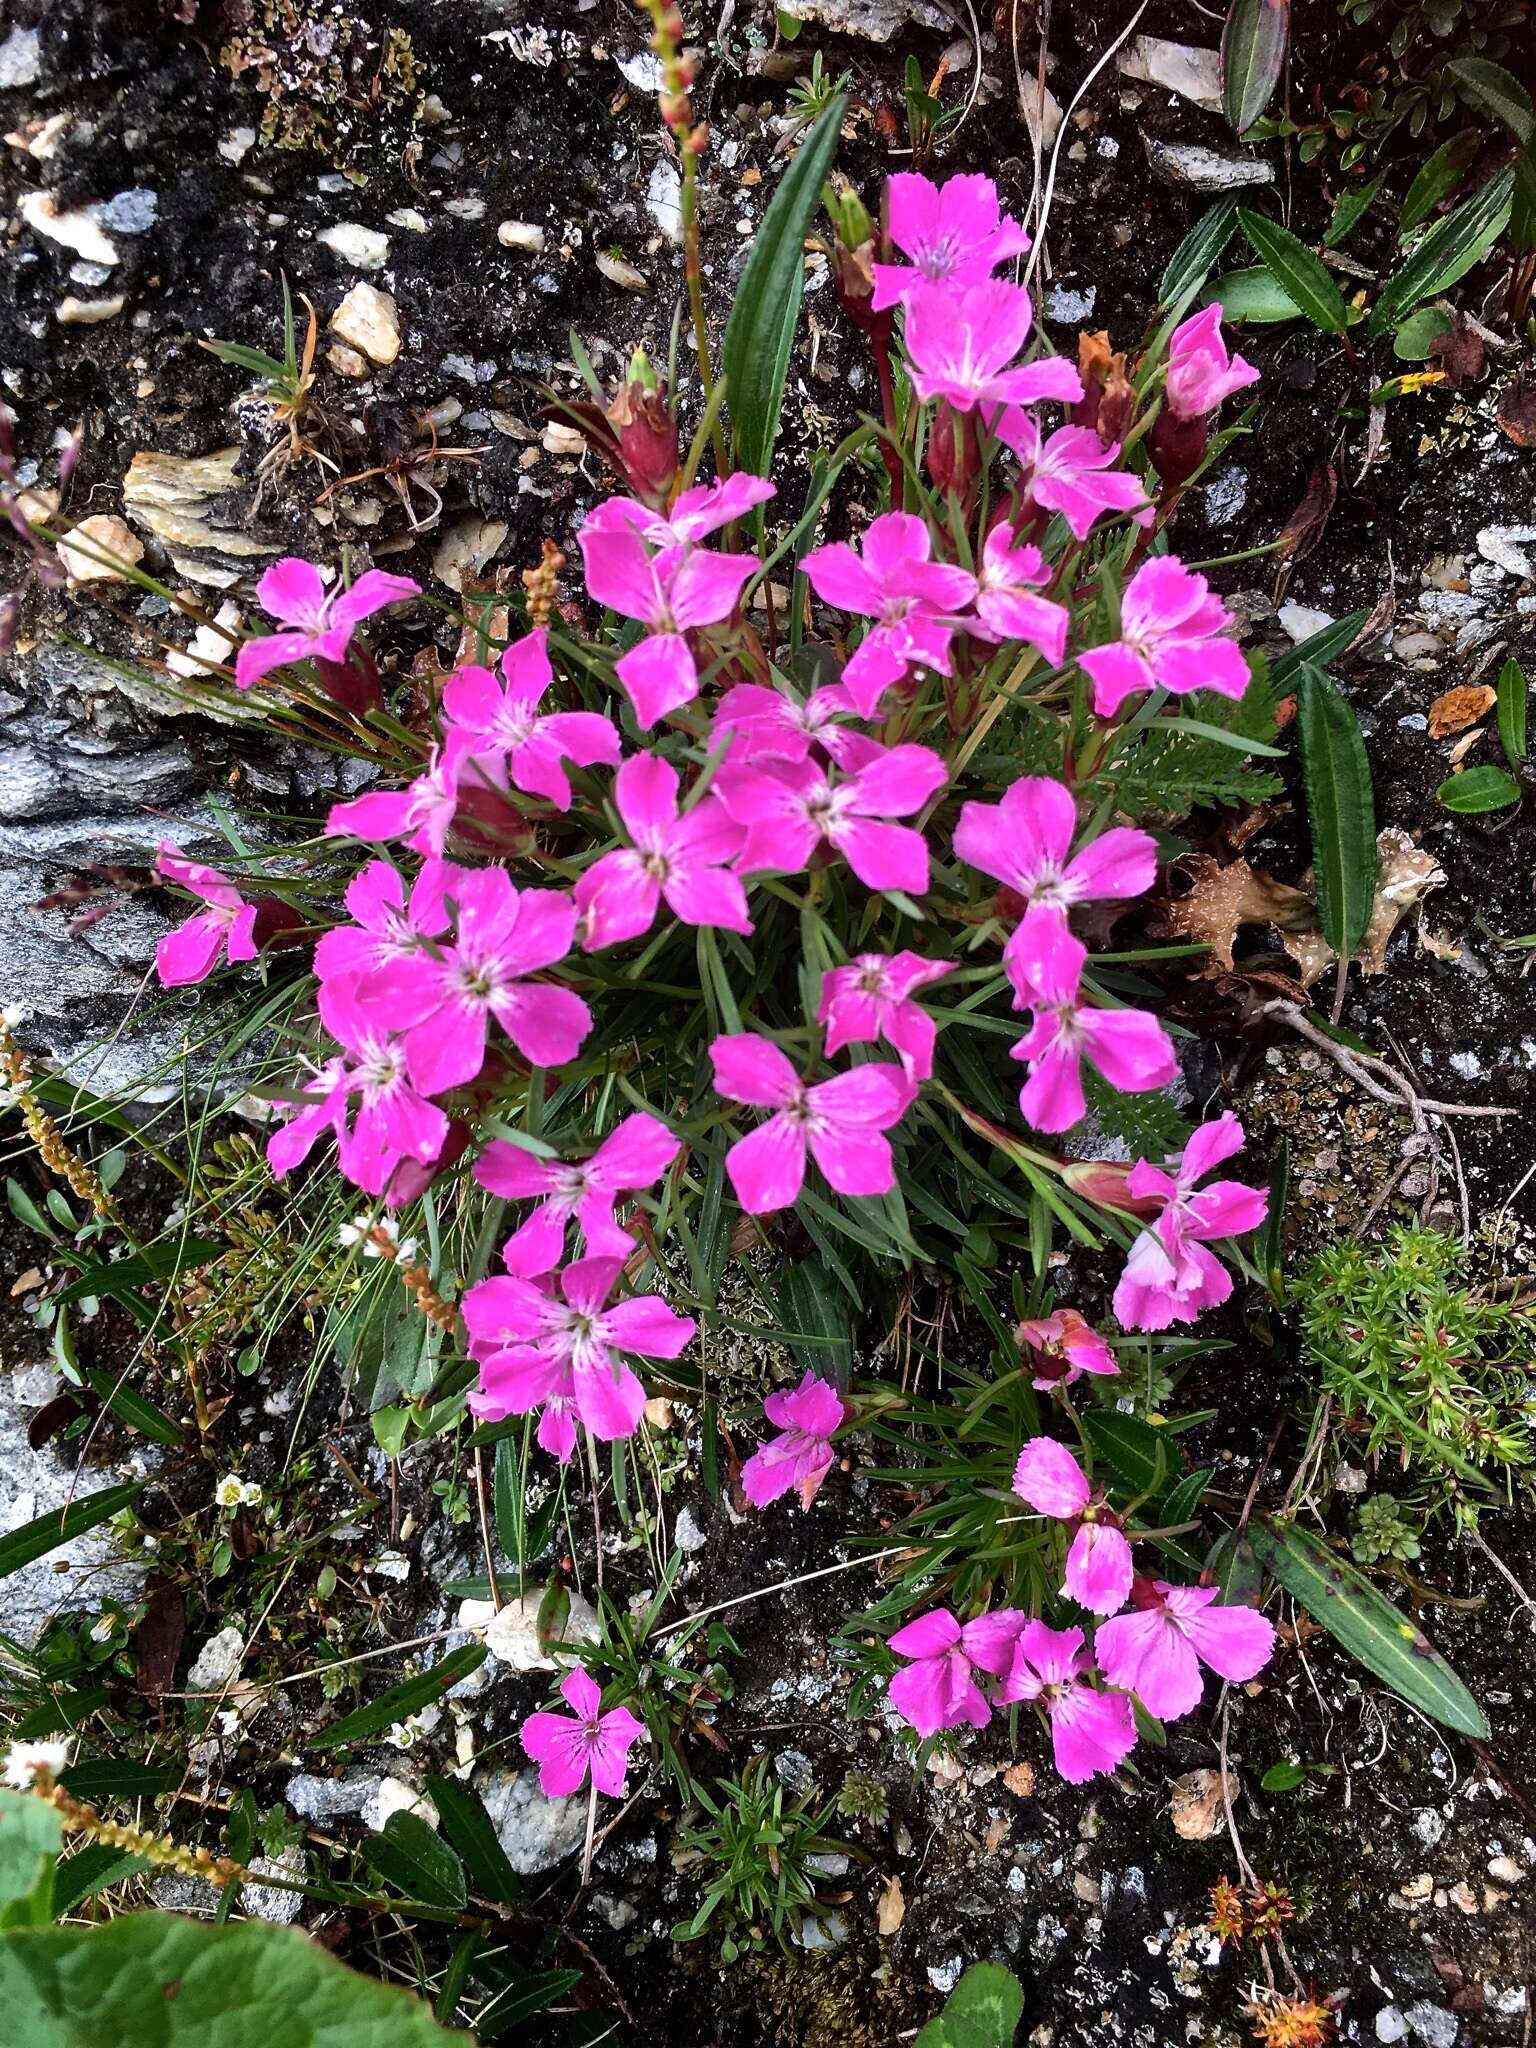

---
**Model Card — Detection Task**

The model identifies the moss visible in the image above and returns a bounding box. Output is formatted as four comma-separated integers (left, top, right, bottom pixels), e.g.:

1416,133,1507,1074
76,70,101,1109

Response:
214,1,419,167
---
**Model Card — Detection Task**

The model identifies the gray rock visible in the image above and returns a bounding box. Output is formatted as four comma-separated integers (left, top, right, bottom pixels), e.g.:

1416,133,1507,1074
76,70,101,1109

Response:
776,0,950,35
773,1749,815,1794
0,1382,146,1646
476,1765,588,1874
1143,138,1276,193
795,1909,847,1950
673,1505,707,1552
284,1769,383,1824
98,190,159,236
151,1847,303,1923
1376,2010,1409,2045
186,1626,244,1692
1406,2006,1459,2048
0,26,42,88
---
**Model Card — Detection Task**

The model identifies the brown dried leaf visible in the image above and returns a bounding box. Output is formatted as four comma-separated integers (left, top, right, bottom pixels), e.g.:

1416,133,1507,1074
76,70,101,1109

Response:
1273,459,1337,564
1427,315,1486,389
1153,855,1316,971
11,1266,44,1297
1169,1767,1228,1841
876,1873,906,1935
1496,375,1536,448
1357,826,1445,975
1428,684,1497,739
135,1580,187,1700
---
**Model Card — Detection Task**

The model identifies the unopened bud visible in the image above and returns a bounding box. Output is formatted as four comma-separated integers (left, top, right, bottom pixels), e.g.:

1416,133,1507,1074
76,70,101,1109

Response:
687,121,709,156
824,175,873,252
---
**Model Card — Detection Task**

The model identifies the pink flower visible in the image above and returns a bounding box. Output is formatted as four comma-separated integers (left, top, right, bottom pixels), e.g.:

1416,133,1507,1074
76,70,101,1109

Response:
442,630,621,811
587,473,775,546
154,844,259,986
1112,1112,1268,1331
1016,1309,1118,1391
710,1033,916,1214
953,773,1158,952
871,172,1030,311
817,950,954,1082
996,1621,1137,1784
362,868,590,1095
464,1253,696,1456
1078,556,1250,720
573,754,750,949
886,1607,1027,1738
716,746,946,896
1164,306,1260,419
265,1037,448,1200
1095,1580,1276,1720
520,1666,647,1798
313,858,454,1036
740,1371,848,1509
904,280,1084,417
801,512,977,717
1012,1437,1133,1617
997,412,1151,541
474,1111,681,1275
326,743,464,859
967,529,1069,662
578,515,757,728
1007,920,1179,1134
712,681,869,770
233,557,419,689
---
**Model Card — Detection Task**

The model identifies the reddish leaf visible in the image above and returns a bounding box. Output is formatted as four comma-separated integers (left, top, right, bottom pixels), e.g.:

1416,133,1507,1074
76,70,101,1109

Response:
135,1579,187,1700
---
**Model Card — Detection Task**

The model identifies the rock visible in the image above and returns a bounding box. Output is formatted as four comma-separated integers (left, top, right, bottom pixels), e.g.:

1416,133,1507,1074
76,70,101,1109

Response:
1487,1854,1525,1883
386,207,428,233
1169,1768,1227,1840
0,25,42,88
498,221,545,254
476,1766,587,1874
776,0,951,37
795,1910,847,1950
98,190,158,235
218,128,256,164
186,1625,244,1692
364,1778,440,1832
329,281,401,366
673,1506,708,1552
318,223,391,270
55,295,126,325
327,344,370,379
166,600,243,681
1143,139,1276,193
284,1770,382,1824
1044,284,1096,323
1404,2004,1459,2048
241,1846,306,1924
540,421,587,456
773,1749,814,1793
1376,2010,1409,2044
1411,1807,1445,1847
645,162,682,246
433,515,508,592
591,1892,637,1931
1278,602,1334,643
57,514,143,584
1476,524,1536,578
927,1956,964,1994
122,447,276,587
18,192,120,267
456,1587,600,1671
596,249,648,293
1204,465,1249,523
1118,35,1224,112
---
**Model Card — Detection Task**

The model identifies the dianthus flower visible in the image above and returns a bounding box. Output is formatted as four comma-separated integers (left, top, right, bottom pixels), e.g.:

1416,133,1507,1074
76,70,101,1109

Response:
1112,1112,1268,1331
1007,919,1179,1134
233,556,418,689
1095,1579,1276,1719
313,858,454,1035
996,1621,1138,1783
265,1036,448,1200
711,680,872,770
1012,1437,1133,1616
574,754,750,948
740,1372,848,1510
904,280,1083,418
586,472,775,547
802,512,977,717
717,745,946,896
474,1111,681,1275
885,1607,1026,1737
710,1033,915,1214
870,171,1030,310
520,1667,647,1798
953,773,1158,954
442,629,621,811
966,528,1069,662
996,410,1151,541
817,950,954,1082
1016,1309,1118,1390
153,844,259,986
1078,556,1250,719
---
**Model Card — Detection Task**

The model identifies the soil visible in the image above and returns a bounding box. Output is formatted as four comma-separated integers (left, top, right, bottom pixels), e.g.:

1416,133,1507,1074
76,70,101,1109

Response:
1,1,1535,2044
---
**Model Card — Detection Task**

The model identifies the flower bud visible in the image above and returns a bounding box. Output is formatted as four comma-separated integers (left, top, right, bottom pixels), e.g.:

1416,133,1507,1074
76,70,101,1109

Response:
926,402,980,500
608,348,679,508
1070,331,1135,447
314,645,384,718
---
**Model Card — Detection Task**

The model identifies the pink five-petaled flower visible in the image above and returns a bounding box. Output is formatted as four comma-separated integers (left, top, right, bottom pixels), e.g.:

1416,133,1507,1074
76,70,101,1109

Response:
573,754,750,950
520,1666,647,1799
1164,305,1260,419
967,529,1070,663
1016,1309,1118,1391
871,171,1031,311
326,742,464,860
1078,556,1250,720
233,557,419,689
587,473,775,547
265,1038,448,1201
710,1034,916,1215
313,858,453,1038
1007,919,1179,1135
1095,1579,1276,1720
364,868,590,1096
996,411,1151,541
1012,1437,1133,1617
802,513,978,717
953,772,1158,957
442,629,621,812
1112,1111,1268,1331
885,1607,1027,1738
711,680,870,771
154,844,259,986
464,1253,696,1456
717,746,947,896
474,1111,681,1276
740,1371,848,1510
817,951,955,1083
904,280,1083,419
577,513,757,729
996,1621,1137,1784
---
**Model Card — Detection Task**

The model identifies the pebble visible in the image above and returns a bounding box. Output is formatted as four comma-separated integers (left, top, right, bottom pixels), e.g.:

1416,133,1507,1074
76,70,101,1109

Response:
317,223,391,271
446,196,487,222
218,128,256,164
457,1588,600,1671
329,280,401,366
0,25,42,88
327,344,370,379
386,207,428,233
1117,35,1224,111
498,220,546,255
186,1625,244,1692
673,1506,707,1552
927,1956,964,1995
796,1910,847,1950
1412,1808,1445,1847
19,192,119,267
1376,2010,1408,2044
364,1778,440,1832
1487,1854,1525,1883
56,294,126,324
1044,284,1096,322
98,189,158,235
646,160,683,245
476,1766,587,1874
1203,465,1248,523
1143,138,1276,192
58,513,143,583
366,1549,411,1582
1476,523,1536,578
433,514,508,591
1404,2004,1458,2048
1278,601,1334,643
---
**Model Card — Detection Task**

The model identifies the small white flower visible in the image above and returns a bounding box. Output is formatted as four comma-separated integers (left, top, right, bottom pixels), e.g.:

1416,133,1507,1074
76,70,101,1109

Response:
4,1736,70,1787
214,1474,246,1509
238,1480,264,1508
89,1614,116,1643
337,1215,373,1250
386,1711,430,1751
361,1216,402,1259
1,1004,28,1030
395,1235,419,1263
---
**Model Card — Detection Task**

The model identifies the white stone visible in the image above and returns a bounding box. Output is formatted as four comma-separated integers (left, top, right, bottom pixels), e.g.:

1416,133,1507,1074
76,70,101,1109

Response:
218,128,256,164
433,514,508,592
927,1956,964,1994
498,220,545,255
674,1506,708,1553
19,192,119,267
1044,284,1097,323
1143,140,1276,193
99,189,157,235
186,1625,244,1692
1476,524,1536,579
646,160,682,246
58,513,143,584
617,51,665,92
0,26,42,88
1278,602,1334,644
1375,2009,1408,2044
1204,466,1249,524
476,1766,587,1874
364,1777,441,1832
329,281,401,366
366,1548,411,1582
285,1770,380,1823
458,1588,600,1671
55,295,126,324
165,599,241,680
317,223,391,271
1118,36,1225,113
776,0,951,37
386,207,429,233
327,344,370,379
1405,2004,1458,2048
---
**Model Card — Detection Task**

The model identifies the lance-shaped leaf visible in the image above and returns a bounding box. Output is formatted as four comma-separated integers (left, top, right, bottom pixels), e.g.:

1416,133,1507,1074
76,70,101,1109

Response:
1295,661,1377,955
1237,209,1350,335
1222,0,1290,136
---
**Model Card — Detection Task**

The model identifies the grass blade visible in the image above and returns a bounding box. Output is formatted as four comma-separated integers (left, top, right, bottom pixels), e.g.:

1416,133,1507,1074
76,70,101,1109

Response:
1295,661,1376,955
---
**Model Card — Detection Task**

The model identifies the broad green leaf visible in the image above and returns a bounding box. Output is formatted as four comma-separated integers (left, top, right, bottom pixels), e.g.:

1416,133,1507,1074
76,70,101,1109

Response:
0,1484,144,1582
1436,764,1521,814
1295,662,1376,955
55,1238,223,1307
1158,198,1241,314
1324,172,1383,249
1446,56,1534,144
1498,655,1528,767
0,1792,61,1921
307,1645,487,1752
0,1912,469,2044
914,1960,1025,2048
1369,169,1514,340
423,1775,519,1905
1250,1517,1488,1737
1237,209,1349,334
1399,131,1480,238
1261,1758,1308,1792
777,1257,853,1387
722,95,845,477
362,1811,466,1911
1206,264,1305,325
1391,305,1452,361
49,1845,148,1918
1082,1411,1175,1498
1206,1529,1263,1607
58,1761,174,1803
1221,0,1290,136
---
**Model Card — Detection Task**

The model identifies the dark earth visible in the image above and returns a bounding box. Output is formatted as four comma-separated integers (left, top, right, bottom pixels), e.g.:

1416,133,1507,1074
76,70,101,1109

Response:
1,0,1534,2043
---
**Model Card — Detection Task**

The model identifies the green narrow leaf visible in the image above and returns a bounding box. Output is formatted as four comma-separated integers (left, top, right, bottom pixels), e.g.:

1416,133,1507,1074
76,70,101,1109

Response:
1436,764,1521,814
1497,655,1528,767
1250,1517,1488,1738
424,1774,520,1905
0,1485,145,1582
1257,1134,1289,1296
1205,265,1304,325
1512,132,1536,254
1445,56,1534,144
777,1257,853,1389
722,95,846,477
1324,172,1383,249
1236,209,1349,334
55,1237,223,1307
1161,1466,1214,1530
1295,662,1377,955
1271,607,1367,685
1369,169,1514,340
493,1436,521,1565
308,1645,487,1752
1158,198,1241,313
1221,0,1290,136
1206,1529,1263,1607
49,1844,149,1917
80,1369,186,1448
362,1811,467,1911
1399,131,1481,238
1082,1411,1175,1498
